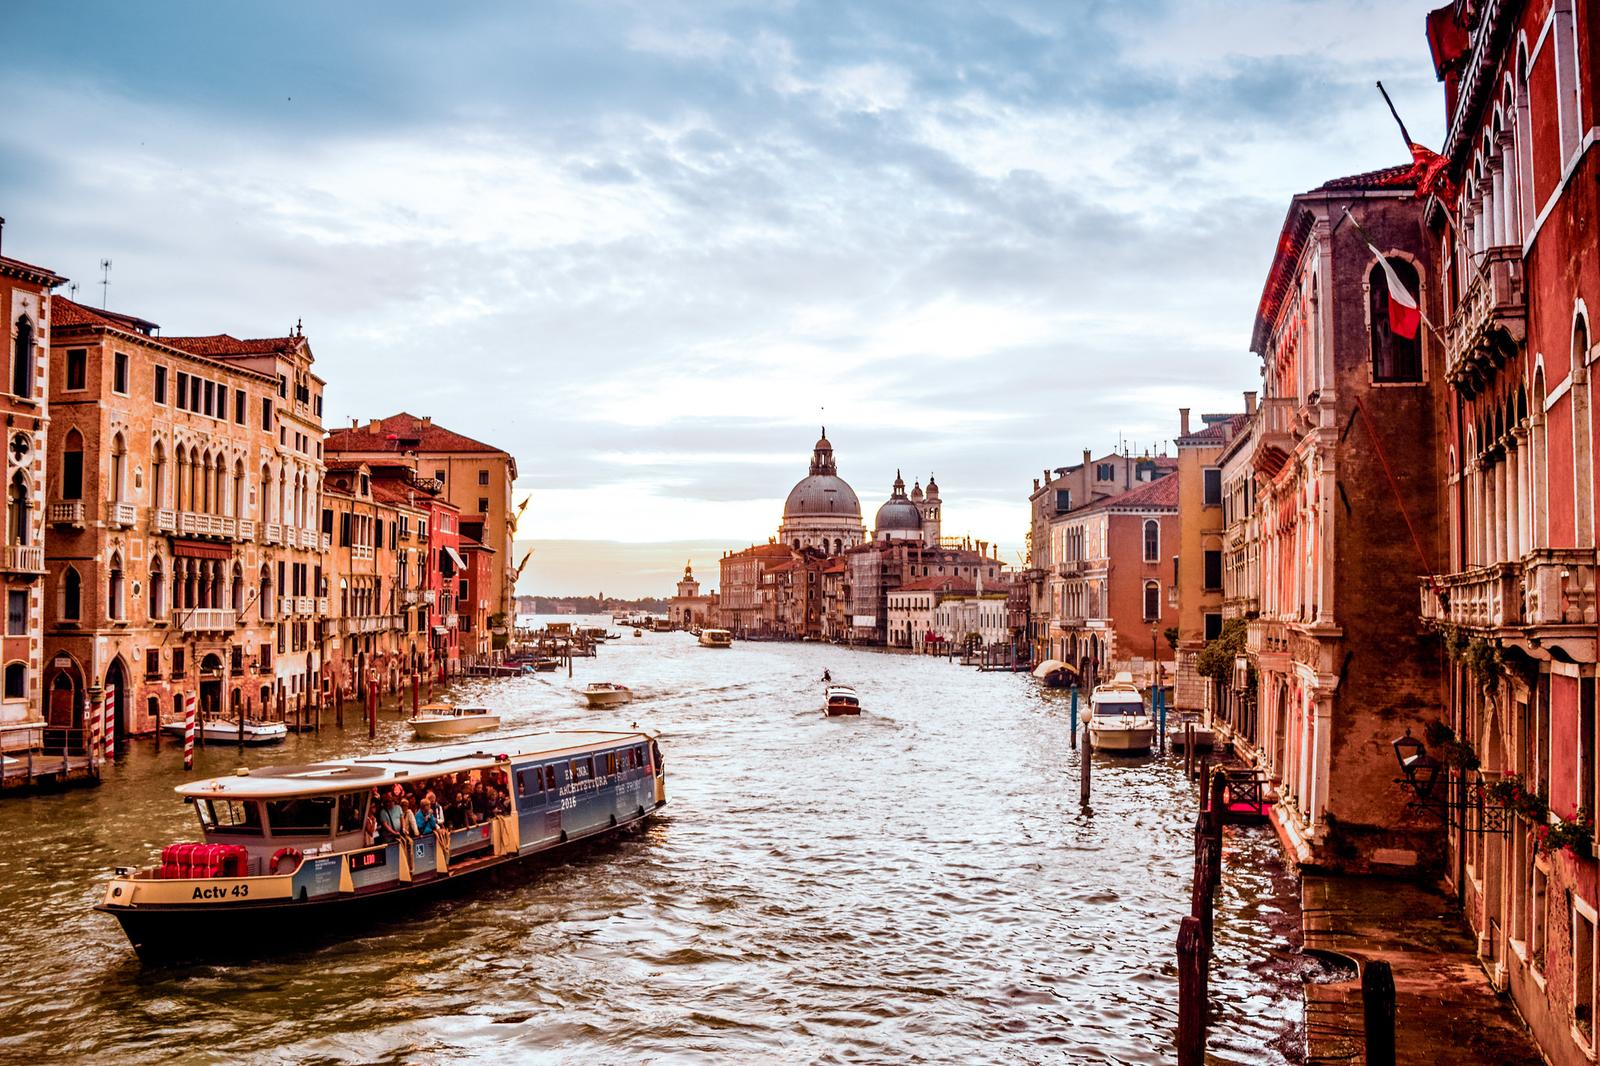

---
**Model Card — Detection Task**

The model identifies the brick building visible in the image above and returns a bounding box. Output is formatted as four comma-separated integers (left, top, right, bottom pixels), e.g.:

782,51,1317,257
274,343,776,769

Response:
44,298,309,742
1223,165,1447,874
1417,3,1600,1059
1172,404,1250,711
326,414,519,650
0,233,62,760
717,542,792,636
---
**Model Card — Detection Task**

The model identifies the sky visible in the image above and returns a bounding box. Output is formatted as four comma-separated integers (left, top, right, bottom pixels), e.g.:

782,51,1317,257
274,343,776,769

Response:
0,1,1448,597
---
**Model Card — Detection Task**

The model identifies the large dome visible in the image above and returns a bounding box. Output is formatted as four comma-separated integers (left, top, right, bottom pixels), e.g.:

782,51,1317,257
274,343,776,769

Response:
785,474,861,518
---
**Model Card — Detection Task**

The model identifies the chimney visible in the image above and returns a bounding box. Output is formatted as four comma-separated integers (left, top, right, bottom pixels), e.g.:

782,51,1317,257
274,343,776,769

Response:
1082,448,1092,467
0,216,5,258
1032,478,1040,491
1244,390,1257,415
1179,408,1191,436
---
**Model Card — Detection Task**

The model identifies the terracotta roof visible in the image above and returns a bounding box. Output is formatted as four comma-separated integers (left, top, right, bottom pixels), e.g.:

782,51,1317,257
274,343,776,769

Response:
1078,472,1178,514
163,333,306,358
370,481,429,509
52,297,159,335
820,557,848,574
894,576,975,594
326,412,505,456
1176,412,1249,446
1314,164,1418,192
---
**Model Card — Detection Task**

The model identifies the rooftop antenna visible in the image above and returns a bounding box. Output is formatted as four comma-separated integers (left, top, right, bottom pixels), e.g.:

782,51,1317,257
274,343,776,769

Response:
99,259,112,309
68,282,79,301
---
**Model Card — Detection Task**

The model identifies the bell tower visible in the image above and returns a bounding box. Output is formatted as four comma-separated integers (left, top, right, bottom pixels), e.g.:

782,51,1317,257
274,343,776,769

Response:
677,560,700,599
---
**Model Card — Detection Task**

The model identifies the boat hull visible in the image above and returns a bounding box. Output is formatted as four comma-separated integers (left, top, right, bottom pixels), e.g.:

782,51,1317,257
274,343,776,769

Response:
409,716,500,739
583,693,631,709
99,810,655,962
1089,725,1155,753
160,722,287,746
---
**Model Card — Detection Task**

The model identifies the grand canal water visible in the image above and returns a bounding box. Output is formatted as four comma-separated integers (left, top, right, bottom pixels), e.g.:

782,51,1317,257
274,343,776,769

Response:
0,620,1303,1064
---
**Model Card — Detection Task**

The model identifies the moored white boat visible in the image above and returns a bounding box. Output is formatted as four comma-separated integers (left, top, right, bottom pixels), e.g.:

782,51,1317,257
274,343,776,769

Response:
161,718,288,746
1087,673,1155,753
583,683,633,709
698,628,733,648
408,704,500,739
824,684,861,716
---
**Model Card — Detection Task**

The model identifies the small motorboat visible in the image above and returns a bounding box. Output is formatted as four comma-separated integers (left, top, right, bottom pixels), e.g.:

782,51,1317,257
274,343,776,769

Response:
408,703,500,739
633,629,644,638
1168,717,1216,751
698,628,734,648
532,658,561,672
1086,672,1155,753
583,683,634,709
1031,658,1077,689
824,684,861,717
161,717,288,746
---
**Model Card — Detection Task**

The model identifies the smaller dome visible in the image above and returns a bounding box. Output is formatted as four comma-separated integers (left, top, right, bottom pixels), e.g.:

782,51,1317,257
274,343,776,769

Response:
910,480,924,501
874,470,923,533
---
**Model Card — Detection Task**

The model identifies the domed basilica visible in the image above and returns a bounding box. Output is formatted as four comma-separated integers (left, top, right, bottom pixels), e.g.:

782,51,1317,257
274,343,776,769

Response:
779,431,943,553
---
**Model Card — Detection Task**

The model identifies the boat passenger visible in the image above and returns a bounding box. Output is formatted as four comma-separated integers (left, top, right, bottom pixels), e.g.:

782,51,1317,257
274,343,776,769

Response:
415,796,439,835
377,787,406,841
490,786,511,818
399,796,419,837
363,805,379,847
449,789,474,828
822,670,831,683
470,781,491,823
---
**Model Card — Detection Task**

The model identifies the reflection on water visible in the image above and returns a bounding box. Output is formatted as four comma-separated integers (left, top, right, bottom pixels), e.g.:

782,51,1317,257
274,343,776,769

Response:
0,619,1302,1064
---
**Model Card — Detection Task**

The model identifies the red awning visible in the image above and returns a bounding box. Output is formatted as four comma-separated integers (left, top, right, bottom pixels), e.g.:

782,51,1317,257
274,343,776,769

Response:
173,539,232,560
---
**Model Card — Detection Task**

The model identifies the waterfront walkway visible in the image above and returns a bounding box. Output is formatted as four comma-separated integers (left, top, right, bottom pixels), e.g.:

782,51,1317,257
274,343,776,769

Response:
1302,875,1542,1065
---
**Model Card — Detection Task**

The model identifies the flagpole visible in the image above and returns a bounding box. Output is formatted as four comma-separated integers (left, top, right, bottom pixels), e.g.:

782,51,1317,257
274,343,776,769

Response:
1376,81,1414,149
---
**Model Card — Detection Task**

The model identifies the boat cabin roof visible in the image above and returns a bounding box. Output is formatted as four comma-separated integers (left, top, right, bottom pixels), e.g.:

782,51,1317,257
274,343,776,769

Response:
825,685,858,699
175,728,653,800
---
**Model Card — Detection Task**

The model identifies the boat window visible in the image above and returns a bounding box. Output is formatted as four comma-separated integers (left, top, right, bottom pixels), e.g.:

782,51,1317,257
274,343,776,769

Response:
336,792,366,833
542,765,559,790
201,798,264,835
604,751,618,776
267,796,337,835
517,767,542,798
570,757,593,782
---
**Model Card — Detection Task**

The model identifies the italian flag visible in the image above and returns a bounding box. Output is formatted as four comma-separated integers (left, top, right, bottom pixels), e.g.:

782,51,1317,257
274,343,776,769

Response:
1363,238,1422,340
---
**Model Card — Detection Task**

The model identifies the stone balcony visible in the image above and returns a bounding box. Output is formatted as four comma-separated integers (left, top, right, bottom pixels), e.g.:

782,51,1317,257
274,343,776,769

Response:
180,608,236,633
48,501,84,528
178,511,233,539
422,589,437,605
1524,549,1598,626
1418,562,1522,631
1055,560,1083,577
296,596,314,615
1247,618,1290,657
316,597,329,614
150,508,177,534
0,545,45,574
1420,549,1598,661
238,519,255,540
1445,244,1525,397
352,544,373,561
107,501,136,529
402,589,419,605
263,523,282,546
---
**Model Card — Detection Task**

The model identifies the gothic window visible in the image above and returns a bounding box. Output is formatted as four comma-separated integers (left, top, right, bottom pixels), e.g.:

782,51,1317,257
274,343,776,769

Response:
1143,580,1160,621
1370,259,1423,383
108,552,125,621
62,566,81,621
11,316,32,399
3,662,23,700
1142,520,1159,563
110,433,127,503
8,473,28,547
149,556,166,620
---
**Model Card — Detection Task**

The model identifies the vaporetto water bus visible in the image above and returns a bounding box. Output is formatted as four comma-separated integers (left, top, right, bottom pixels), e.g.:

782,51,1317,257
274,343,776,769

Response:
96,728,666,960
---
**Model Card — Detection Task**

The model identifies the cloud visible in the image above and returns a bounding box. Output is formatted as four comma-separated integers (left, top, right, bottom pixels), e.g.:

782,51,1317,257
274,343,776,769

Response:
0,0,1448,592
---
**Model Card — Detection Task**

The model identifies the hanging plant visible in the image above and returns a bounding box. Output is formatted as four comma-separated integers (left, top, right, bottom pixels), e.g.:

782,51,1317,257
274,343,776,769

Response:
1476,772,1549,823
1539,809,1595,858
1439,623,1469,662
1461,637,1505,692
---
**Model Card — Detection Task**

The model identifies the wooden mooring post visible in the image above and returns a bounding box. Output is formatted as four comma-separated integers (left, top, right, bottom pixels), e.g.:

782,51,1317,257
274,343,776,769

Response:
1176,915,1207,1066
1079,725,1092,806
1362,961,1396,1066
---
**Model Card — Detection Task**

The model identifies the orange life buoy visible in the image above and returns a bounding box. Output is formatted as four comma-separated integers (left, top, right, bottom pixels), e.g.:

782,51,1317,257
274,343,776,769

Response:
269,846,303,874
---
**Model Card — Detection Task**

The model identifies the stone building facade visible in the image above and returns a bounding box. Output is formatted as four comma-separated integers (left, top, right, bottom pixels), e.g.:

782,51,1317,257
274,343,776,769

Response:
0,238,62,758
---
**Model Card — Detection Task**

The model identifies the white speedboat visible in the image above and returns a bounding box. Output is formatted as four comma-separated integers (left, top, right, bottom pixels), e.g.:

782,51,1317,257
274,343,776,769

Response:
408,704,500,739
824,684,861,716
583,683,634,709
699,628,733,648
1086,672,1155,753
161,717,289,746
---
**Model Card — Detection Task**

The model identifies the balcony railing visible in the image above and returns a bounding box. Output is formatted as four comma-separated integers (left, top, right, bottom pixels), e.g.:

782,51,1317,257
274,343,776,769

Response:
263,523,282,545
280,595,295,616
321,533,332,550
178,511,233,539
422,589,437,605
180,608,236,633
1055,560,1082,577
0,545,45,573
1524,549,1598,627
48,501,85,528
402,589,418,605
283,527,298,549
1418,562,1522,630
108,501,136,529
1247,618,1291,657
237,519,255,541
1445,245,1525,397
352,545,373,561
316,597,329,615
150,508,177,534
445,613,459,629
296,596,314,615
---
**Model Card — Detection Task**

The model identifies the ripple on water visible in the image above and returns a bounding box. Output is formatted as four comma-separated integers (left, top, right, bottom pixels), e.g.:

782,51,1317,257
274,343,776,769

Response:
0,619,1304,1064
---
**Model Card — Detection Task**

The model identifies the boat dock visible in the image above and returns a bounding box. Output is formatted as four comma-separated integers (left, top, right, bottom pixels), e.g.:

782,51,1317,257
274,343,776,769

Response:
1,725,100,793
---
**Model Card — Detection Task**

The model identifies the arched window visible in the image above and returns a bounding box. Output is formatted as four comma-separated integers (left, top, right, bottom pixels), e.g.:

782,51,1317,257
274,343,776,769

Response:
232,562,244,612
1370,259,1423,382
62,429,84,501
8,473,28,547
12,316,32,399
149,555,166,620
150,440,165,511
107,551,125,620
1142,519,1159,563
232,460,245,518
62,566,81,621
1143,580,1161,621
3,662,24,700
1575,314,1593,543
260,564,274,621
110,433,127,503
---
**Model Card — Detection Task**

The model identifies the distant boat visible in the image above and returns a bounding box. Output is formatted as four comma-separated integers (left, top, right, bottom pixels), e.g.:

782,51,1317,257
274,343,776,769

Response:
408,703,500,739
161,718,288,746
633,629,643,638
698,628,733,648
583,683,634,709
532,658,561,672
1087,672,1155,753
824,684,861,717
